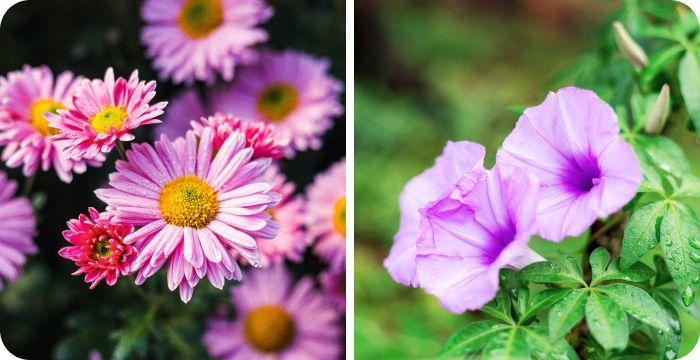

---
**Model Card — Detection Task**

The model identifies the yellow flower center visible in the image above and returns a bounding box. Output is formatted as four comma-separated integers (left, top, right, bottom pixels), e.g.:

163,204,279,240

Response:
243,305,296,353
93,240,113,259
29,98,63,136
333,196,346,237
159,175,219,228
178,0,224,39
257,83,299,122
90,106,127,133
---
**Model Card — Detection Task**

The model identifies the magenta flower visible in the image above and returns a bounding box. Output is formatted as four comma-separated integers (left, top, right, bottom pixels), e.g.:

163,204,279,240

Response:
209,50,344,154
0,171,36,292
246,165,307,267
0,65,103,183
95,129,280,302
140,0,272,85
320,268,345,311
191,113,289,159
58,208,136,288
497,87,642,242
48,68,168,161
153,89,206,139
415,162,543,313
203,267,340,359
306,158,346,272
384,141,486,287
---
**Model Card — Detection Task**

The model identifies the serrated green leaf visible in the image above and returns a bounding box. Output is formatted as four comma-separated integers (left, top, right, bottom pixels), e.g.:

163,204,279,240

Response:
641,44,685,84
621,201,665,268
597,283,669,331
590,247,611,281
519,261,584,285
679,50,700,140
585,291,628,351
481,328,529,360
659,202,700,306
593,258,655,285
548,288,589,340
520,288,572,324
440,321,509,357
482,289,514,324
520,326,579,360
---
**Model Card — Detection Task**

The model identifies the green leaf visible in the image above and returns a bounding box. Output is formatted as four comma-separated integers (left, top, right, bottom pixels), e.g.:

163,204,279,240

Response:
653,294,682,357
641,44,685,84
597,283,670,331
112,305,157,360
515,287,530,320
639,26,683,42
548,288,589,340
659,202,700,306
519,261,584,285
558,250,584,279
440,321,509,357
585,291,628,351
621,201,665,268
653,255,673,286
674,175,700,198
589,247,611,281
519,288,572,324
481,289,514,324
655,288,700,319
481,328,529,360
520,326,578,360
636,135,690,181
679,50,700,140
593,258,655,285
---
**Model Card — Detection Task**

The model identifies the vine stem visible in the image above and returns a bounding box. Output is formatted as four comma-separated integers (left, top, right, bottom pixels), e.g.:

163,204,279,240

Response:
588,211,626,241
116,140,127,160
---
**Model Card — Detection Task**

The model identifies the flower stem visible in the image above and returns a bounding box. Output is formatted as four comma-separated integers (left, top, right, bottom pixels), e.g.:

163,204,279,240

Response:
116,140,127,160
22,173,36,196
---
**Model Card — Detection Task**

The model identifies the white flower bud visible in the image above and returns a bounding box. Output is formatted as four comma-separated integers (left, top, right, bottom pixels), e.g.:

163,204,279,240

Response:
613,21,648,68
645,84,671,135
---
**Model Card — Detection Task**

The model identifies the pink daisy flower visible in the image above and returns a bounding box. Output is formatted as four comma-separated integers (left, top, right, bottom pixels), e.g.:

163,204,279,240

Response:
0,171,36,292
306,158,346,272
153,89,206,140
58,207,136,289
191,113,289,159
209,50,344,154
0,65,103,183
140,0,273,85
320,268,345,311
94,129,280,302
203,267,341,359
48,68,168,161
246,165,307,267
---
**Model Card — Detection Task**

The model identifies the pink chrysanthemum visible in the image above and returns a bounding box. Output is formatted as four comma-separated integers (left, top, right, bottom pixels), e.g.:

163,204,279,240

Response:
209,50,344,154
0,65,104,183
48,68,168,161
191,113,289,159
320,268,345,311
154,89,206,140
0,171,36,292
203,267,341,359
95,129,280,302
306,159,346,272
243,165,307,267
140,0,273,85
58,208,136,289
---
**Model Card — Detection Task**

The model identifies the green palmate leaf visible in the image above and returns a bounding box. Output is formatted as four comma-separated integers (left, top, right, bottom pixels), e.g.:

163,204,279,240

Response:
559,250,584,279
653,295,682,357
621,201,665,268
654,288,700,319
519,261,584,284
597,283,670,331
589,247,611,281
482,289,514,324
516,287,530,320
635,135,690,181
440,321,509,357
519,288,572,324
638,25,684,42
481,328,529,360
653,255,673,286
679,50,700,140
585,291,629,351
594,258,655,285
674,175,700,198
641,44,685,84
549,288,589,340
520,326,579,360
630,92,657,131
659,202,700,306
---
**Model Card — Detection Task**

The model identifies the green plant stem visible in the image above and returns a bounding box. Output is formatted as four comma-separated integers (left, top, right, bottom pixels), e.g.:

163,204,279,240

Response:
116,140,127,160
589,212,626,241
22,173,36,196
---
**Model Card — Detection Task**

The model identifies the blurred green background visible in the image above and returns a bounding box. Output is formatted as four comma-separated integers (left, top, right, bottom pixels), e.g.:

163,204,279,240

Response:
355,0,700,358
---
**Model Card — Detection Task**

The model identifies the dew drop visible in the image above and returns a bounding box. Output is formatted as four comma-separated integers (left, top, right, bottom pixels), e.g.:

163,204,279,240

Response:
691,237,700,250
682,287,695,306
690,252,700,263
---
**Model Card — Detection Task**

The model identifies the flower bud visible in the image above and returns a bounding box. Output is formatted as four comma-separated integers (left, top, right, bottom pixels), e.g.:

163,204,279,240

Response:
613,21,648,68
645,84,671,135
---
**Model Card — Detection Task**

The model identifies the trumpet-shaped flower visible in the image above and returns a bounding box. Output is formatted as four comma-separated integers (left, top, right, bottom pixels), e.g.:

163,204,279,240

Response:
497,87,642,242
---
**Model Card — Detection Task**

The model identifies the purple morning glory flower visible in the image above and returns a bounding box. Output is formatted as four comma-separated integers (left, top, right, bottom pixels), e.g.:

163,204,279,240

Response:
414,162,543,313
497,87,642,242
384,141,486,287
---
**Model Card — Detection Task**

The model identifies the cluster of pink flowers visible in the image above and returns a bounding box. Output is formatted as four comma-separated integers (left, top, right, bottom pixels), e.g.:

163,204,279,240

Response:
385,87,642,313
